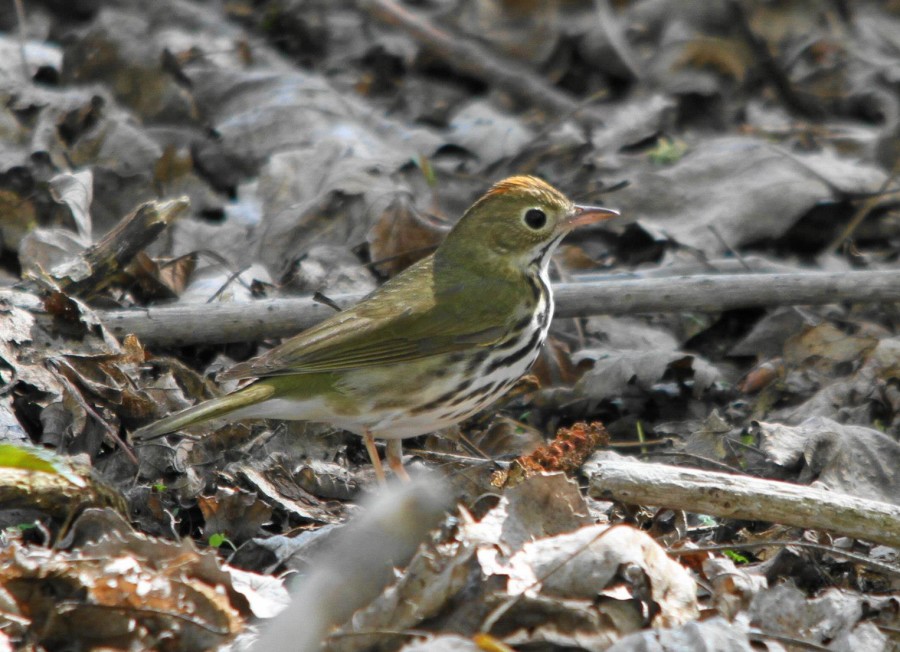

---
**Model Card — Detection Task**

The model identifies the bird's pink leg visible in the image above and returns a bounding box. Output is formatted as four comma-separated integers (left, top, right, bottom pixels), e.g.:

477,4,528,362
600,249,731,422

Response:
363,431,386,484
386,439,410,483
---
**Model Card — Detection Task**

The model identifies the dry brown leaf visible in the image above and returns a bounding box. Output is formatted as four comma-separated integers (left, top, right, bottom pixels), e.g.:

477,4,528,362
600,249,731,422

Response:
367,193,444,276
754,417,900,504
784,322,879,372
456,0,560,64
738,358,784,394
0,536,243,650
530,336,579,388
675,37,751,82
153,143,194,188
127,251,197,301
198,487,273,545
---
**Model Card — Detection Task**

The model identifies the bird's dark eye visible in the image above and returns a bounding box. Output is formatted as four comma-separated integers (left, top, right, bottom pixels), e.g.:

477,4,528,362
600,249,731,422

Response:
524,208,547,230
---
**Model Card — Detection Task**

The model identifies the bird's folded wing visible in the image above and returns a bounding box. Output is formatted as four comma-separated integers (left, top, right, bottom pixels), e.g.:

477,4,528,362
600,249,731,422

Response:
219,306,507,379
218,261,520,380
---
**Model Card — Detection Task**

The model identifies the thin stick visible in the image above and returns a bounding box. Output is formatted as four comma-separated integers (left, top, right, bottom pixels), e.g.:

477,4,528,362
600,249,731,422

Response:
706,225,752,272
668,541,900,576
726,0,824,119
826,158,900,252
13,0,30,81
84,270,900,346
362,0,604,124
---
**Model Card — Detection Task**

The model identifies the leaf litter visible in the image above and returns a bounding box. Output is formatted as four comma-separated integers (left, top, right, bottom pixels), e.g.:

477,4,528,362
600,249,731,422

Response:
0,0,898,650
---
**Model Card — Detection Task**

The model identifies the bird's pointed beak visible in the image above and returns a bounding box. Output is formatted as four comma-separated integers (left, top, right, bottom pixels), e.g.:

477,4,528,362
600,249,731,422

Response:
565,204,620,229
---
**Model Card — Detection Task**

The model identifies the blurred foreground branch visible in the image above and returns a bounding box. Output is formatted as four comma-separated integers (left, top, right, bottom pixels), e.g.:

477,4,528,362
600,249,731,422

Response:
94,270,900,346
585,456,900,548
251,475,449,652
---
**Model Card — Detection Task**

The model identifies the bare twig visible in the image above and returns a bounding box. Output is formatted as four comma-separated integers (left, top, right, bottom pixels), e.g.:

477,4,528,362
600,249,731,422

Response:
46,364,138,466
748,630,830,652
529,89,610,143
668,541,900,577
826,157,900,252
551,270,900,318
726,0,825,119
575,256,801,277
585,457,900,547
88,270,900,346
706,225,752,272
362,0,605,123
13,0,30,81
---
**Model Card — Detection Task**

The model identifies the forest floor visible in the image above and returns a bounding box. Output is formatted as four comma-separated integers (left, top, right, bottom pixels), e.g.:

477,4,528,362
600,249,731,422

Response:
0,1,898,650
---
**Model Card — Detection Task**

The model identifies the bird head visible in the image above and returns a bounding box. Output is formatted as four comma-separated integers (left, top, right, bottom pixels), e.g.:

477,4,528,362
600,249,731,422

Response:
437,176,619,275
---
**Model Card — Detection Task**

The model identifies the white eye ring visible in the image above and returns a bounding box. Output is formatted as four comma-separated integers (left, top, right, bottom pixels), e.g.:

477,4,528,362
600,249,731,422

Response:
522,207,547,230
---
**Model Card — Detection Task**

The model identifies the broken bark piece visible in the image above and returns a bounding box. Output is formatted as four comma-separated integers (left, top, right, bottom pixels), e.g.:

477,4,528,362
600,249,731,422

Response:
56,197,189,299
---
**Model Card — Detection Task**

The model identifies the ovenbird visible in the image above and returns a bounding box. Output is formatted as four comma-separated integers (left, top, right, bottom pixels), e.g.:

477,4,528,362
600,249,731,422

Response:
132,176,618,481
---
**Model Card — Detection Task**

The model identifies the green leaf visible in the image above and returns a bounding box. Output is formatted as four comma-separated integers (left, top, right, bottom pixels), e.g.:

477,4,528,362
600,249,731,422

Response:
208,532,235,550
723,549,750,564
648,137,688,165
0,443,87,487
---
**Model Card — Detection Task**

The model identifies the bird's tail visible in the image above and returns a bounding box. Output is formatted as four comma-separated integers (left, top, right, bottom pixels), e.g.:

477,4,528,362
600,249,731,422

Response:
131,383,276,441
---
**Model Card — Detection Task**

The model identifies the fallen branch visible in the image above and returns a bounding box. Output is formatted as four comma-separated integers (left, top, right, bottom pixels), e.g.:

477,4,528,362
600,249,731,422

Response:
93,269,900,346
363,0,603,123
0,466,128,530
553,269,900,318
585,456,900,548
